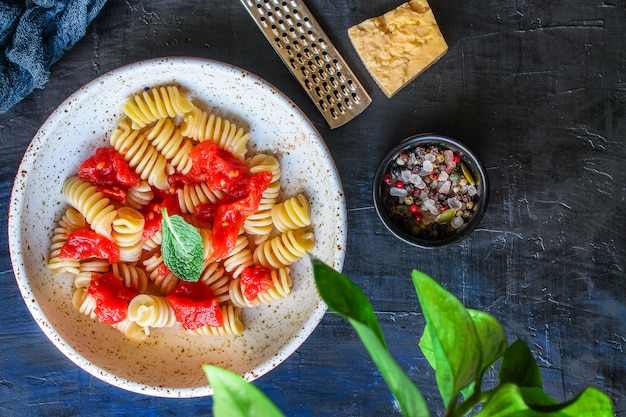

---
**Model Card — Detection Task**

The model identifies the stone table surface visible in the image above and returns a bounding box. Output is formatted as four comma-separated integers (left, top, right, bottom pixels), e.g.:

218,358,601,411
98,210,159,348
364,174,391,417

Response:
0,0,624,416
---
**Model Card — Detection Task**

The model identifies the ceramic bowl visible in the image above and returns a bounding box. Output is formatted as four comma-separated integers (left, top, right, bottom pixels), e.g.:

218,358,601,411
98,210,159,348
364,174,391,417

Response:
373,134,488,248
8,57,347,397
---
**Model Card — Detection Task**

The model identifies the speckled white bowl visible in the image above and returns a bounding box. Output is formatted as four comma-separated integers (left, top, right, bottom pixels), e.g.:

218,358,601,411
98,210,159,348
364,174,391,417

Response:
8,57,347,397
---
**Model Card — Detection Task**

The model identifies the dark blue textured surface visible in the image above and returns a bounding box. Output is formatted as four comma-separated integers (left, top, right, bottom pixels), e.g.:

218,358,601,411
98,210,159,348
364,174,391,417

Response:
1,1,624,416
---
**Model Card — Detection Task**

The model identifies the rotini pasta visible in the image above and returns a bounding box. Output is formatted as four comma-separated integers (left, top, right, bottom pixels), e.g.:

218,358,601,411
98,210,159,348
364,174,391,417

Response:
243,154,281,242
180,107,250,160
62,176,118,239
199,262,230,303
112,262,149,293
111,207,145,263
229,267,292,307
144,118,194,174
74,258,110,288
122,85,195,129
177,182,224,214
48,208,87,275
49,84,316,343
109,121,171,190
222,234,254,279
125,181,154,210
253,229,316,269
271,194,311,233
112,317,149,343
143,252,179,295
186,304,244,336
127,294,177,329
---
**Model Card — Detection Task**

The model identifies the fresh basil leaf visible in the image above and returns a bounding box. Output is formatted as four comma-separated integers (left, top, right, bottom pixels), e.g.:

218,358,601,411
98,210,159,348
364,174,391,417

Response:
499,340,542,389
460,309,508,399
161,209,204,282
411,270,482,409
313,258,431,417
203,365,286,417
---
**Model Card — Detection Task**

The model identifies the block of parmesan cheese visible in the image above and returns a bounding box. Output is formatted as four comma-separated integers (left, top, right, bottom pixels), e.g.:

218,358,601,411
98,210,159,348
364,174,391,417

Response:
347,0,448,98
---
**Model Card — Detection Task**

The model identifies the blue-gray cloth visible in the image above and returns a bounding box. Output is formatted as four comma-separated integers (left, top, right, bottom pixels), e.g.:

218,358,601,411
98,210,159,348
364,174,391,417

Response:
0,0,107,114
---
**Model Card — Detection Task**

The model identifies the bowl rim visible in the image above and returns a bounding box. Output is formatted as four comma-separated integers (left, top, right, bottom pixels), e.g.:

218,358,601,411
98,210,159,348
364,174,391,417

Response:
373,133,489,248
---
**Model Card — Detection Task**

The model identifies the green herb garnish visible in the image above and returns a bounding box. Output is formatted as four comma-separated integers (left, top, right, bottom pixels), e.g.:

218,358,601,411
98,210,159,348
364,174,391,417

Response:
160,208,204,282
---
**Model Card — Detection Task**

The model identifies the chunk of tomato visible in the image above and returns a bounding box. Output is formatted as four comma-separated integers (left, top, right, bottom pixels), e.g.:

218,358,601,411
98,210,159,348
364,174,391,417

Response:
78,147,140,203
59,229,120,264
240,266,274,301
166,281,223,330
188,142,247,191
87,272,137,324
206,171,272,262
141,195,181,241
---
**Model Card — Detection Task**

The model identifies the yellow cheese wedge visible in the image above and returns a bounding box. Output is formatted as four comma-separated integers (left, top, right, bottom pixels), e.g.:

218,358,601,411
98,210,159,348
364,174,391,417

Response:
348,0,448,98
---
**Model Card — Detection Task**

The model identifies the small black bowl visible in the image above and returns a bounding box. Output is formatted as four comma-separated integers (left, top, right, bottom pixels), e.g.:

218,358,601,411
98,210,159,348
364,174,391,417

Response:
373,134,488,248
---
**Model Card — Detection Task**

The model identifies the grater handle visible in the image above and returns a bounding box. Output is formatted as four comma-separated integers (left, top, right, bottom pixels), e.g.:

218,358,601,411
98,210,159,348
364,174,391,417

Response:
240,0,371,129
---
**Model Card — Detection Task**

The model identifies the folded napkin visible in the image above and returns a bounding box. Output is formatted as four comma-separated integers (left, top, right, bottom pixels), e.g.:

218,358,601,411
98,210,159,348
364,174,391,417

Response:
0,0,107,114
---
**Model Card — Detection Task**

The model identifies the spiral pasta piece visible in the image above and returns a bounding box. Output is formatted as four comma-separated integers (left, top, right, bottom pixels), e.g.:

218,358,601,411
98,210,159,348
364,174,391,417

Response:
62,176,118,239
229,267,292,307
144,118,194,174
74,259,110,288
112,262,149,293
177,182,224,214
271,194,311,233
222,234,254,278
72,287,97,319
197,227,214,262
143,253,179,295
112,318,149,343
127,294,176,329
253,229,315,269
48,208,87,275
199,262,229,303
228,278,255,308
125,181,154,210
110,122,171,190
122,85,195,129
186,304,244,336
180,107,250,160
112,207,145,263
142,230,162,251
243,154,281,242
256,267,292,305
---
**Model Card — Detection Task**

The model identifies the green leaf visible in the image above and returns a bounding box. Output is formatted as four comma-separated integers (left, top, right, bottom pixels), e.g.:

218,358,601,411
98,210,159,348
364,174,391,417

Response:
312,258,431,417
474,384,614,417
499,340,542,389
460,309,508,399
473,383,534,417
161,209,204,282
412,270,482,409
203,365,286,417
545,387,614,417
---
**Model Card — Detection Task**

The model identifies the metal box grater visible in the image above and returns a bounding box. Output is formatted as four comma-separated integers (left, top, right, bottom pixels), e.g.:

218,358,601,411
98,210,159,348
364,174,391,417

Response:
240,0,371,129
